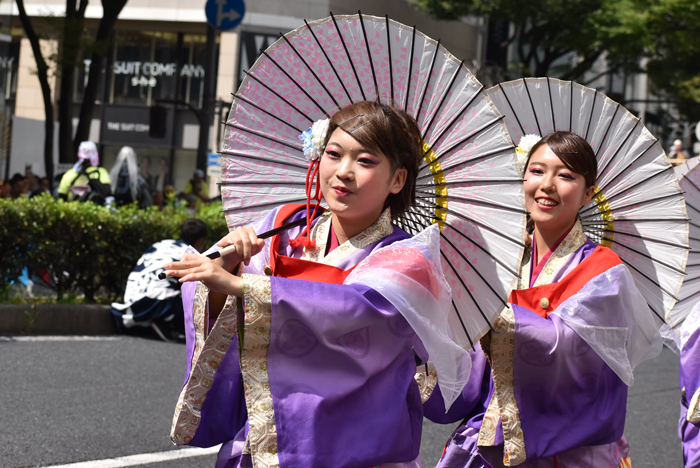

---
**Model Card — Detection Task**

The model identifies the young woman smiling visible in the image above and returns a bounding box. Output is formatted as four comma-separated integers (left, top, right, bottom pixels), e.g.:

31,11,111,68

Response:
426,131,662,468
164,101,461,468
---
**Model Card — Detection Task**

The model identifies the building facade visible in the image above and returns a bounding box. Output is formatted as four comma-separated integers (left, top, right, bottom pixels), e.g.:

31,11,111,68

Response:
2,0,481,193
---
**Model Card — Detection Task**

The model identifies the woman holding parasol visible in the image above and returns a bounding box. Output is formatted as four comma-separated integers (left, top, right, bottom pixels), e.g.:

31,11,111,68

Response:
427,131,664,467
164,100,466,468
680,301,700,467
160,13,532,467
674,162,700,466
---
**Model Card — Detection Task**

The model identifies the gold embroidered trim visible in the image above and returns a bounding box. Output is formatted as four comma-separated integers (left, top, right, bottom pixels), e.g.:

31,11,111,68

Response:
171,284,238,445
240,274,279,468
321,207,394,267
300,211,332,263
300,207,393,266
521,219,588,289
478,307,526,466
479,388,500,446
688,387,700,424
414,362,438,404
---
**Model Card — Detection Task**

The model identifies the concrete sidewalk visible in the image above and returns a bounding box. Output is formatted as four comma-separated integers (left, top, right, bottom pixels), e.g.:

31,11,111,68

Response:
0,304,117,335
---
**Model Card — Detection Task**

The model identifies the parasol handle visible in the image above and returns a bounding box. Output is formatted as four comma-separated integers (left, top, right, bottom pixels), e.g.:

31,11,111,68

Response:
158,216,309,280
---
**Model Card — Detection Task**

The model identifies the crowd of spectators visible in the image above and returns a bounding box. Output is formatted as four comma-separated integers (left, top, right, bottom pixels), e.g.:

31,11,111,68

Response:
1,141,216,212
0,171,51,199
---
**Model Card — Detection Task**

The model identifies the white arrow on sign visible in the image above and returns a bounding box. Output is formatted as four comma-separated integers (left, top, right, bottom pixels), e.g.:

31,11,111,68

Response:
216,0,241,27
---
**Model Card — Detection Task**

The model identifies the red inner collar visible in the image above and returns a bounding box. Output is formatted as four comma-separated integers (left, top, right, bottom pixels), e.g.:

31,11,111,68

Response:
530,221,576,287
326,222,340,255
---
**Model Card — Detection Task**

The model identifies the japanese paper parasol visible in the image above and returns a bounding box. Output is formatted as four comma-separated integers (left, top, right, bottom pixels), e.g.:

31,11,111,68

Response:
219,13,527,347
674,156,700,181
485,77,689,324
669,163,700,328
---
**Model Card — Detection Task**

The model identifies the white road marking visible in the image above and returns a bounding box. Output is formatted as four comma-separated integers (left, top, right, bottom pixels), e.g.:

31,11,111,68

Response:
0,335,123,342
44,446,220,467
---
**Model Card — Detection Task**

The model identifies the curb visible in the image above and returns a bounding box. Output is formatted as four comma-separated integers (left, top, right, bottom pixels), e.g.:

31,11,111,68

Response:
0,304,117,335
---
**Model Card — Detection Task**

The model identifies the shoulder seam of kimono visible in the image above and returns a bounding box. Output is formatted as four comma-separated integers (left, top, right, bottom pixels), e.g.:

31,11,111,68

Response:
509,245,622,314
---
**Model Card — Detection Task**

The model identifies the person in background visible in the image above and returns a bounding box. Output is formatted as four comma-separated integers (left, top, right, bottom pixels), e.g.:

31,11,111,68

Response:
57,141,112,202
182,169,209,211
152,190,164,211
109,146,153,209
110,218,208,342
25,170,40,196
139,156,153,190
0,179,9,198
670,139,689,164
39,177,50,194
9,173,28,199
29,176,51,198
183,193,197,215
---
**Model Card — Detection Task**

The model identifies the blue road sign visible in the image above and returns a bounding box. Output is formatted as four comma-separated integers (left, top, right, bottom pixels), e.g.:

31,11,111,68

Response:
208,152,220,166
205,0,245,31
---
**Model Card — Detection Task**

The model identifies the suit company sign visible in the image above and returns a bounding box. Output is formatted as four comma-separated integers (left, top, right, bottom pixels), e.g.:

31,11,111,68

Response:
110,61,206,88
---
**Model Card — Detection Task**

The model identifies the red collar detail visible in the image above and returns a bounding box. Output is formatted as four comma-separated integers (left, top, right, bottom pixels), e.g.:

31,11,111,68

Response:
530,221,577,287
327,222,340,254
510,245,622,318
268,204,354,284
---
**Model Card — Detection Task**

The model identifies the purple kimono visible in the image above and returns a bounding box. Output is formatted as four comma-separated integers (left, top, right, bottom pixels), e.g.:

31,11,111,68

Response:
680,303,700,467
427,221,662,467
170,205,460,468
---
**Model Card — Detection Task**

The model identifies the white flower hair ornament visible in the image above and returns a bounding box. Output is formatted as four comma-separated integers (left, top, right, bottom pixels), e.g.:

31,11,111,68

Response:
515,134,542,168
299,118,330,162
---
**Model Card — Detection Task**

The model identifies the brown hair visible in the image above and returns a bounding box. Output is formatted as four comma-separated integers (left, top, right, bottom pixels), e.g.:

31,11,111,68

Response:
325,101,422,219
524,131,598,187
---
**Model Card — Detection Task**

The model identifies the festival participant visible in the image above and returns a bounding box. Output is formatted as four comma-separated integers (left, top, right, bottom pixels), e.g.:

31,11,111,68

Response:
57,141,111,203
109,146,153,209
110,218,207,342
680,303,700,467
427,131,662,467
164,101,464,468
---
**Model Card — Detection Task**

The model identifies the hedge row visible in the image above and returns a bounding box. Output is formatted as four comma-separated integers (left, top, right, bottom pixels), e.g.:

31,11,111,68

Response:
0,194,229,302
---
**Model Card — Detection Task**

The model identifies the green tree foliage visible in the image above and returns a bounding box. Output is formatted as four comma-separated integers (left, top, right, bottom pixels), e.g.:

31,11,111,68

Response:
645,0,700,121
410,0,648,80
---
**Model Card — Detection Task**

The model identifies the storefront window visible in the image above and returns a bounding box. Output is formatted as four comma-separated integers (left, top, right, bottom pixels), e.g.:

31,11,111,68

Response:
107,30,211,107
178,34,208,108
110,31,178,106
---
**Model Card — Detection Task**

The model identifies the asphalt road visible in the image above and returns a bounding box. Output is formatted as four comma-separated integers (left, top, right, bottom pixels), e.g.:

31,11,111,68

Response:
0,334,682,468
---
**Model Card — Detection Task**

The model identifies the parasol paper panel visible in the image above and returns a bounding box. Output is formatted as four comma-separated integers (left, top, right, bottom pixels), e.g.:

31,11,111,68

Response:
486,77,689,324
669,164,700,328
220,13,527,347
674,156,700,181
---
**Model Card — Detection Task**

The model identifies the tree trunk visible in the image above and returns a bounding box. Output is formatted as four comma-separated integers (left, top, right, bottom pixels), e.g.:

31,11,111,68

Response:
58,0,86,164
72,0,128,153
197,24,219,171
15,0,54,185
